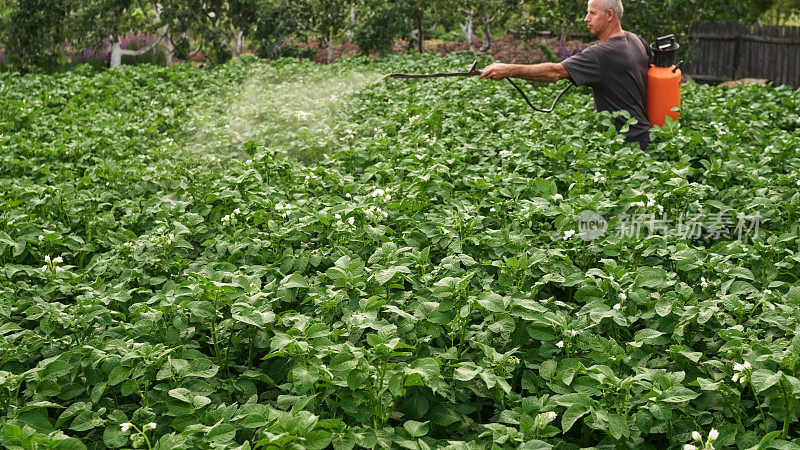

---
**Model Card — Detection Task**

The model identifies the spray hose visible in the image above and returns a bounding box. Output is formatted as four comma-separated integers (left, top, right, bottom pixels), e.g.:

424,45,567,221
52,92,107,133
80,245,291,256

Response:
385,60,573,113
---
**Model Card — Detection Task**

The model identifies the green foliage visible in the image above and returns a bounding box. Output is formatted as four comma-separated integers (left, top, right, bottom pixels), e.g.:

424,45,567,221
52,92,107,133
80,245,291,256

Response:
157,0,260,66
66,0,142,47
308,0,352,40
623,0,779,43
760,0,800,25
252,1,315,60
203,34,233,66
517,0,782,51
1,52,800,448
353,2,409,56
1,0,70,73
524,0,585,36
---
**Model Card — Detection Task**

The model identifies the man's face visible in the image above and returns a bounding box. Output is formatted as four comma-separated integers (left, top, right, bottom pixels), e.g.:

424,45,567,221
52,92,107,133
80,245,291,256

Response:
584,0,611,37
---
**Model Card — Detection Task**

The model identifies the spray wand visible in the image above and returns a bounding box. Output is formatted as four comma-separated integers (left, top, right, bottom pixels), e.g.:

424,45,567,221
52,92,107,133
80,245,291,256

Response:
385,60,573,113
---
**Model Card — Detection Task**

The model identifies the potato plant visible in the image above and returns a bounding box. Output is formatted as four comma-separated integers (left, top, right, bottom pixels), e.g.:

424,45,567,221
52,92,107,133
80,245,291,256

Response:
1,53,800,449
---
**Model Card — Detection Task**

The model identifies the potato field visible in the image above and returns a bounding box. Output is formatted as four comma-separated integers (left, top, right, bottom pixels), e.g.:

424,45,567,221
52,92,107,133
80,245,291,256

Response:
2,53,800,449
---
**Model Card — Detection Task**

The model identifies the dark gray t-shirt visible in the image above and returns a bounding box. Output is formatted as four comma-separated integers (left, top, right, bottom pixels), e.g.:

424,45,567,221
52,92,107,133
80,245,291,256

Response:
562,32,650,141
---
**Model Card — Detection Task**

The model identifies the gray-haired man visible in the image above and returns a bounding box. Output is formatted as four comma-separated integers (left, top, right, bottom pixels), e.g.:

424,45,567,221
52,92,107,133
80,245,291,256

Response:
480,0,651,150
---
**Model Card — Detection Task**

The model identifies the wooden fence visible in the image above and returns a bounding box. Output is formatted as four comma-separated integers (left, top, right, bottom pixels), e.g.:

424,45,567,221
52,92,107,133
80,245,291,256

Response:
685,21,800,87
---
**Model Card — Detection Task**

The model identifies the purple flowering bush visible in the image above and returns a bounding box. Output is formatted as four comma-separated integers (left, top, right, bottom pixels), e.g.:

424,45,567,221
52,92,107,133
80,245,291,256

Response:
557,42,583,60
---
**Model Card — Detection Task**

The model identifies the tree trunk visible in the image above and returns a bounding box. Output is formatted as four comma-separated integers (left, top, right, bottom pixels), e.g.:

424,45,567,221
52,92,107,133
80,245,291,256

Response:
479,15,494,52
346,5,355,39
109,39,122,68
163,30,174,66
327,31,333,64
460,10,475,52
236,30,244,55
110,29,167,69
415,6,424,52
153,4,171,66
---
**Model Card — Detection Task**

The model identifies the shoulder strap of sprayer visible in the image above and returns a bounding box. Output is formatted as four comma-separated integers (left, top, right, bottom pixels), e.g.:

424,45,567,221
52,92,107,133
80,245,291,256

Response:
635,33,653,64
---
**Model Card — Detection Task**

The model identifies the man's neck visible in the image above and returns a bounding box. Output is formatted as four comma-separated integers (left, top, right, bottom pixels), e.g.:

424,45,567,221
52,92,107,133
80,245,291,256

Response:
598,25,624,42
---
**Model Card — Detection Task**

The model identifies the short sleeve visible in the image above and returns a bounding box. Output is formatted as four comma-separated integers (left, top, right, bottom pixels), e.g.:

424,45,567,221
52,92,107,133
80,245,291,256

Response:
561,46,602,87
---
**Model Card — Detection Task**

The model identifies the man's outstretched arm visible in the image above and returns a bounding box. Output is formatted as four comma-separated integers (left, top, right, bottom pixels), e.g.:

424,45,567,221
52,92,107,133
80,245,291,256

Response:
479,63,569,83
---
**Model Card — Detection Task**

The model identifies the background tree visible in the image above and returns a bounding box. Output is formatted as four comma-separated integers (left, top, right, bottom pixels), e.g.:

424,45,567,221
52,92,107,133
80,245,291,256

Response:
760,0,800,24
1,0,70,73
159,0,260,66
399,0,436,52
474,0,522,51
228,0,261,56
624,0,778,44
523,0,585,47
251,0,315,59
352,0,410,56
308,0,352,63
67,0,166,69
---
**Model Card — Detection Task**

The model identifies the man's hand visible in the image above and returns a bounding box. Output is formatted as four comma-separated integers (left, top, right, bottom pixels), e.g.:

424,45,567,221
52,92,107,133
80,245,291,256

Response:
479,63,513,80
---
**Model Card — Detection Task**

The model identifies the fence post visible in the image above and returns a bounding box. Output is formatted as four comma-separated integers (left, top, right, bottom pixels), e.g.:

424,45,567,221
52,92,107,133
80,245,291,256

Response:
732,21,742,80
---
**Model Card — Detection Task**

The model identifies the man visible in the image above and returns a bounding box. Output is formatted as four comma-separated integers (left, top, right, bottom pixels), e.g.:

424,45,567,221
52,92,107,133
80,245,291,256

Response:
480,0,651,150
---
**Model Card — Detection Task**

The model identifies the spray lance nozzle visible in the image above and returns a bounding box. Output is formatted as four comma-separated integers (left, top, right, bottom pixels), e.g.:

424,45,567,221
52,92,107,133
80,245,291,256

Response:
384,60,572,113
384,59,483,79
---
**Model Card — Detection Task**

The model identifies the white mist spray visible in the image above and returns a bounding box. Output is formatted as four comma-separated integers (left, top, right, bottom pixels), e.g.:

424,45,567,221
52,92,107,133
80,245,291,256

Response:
182,62,383,165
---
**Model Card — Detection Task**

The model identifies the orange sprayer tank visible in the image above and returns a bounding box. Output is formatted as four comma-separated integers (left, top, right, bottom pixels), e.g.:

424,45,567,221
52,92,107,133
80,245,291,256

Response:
647,35,681,127
647,65,681,127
